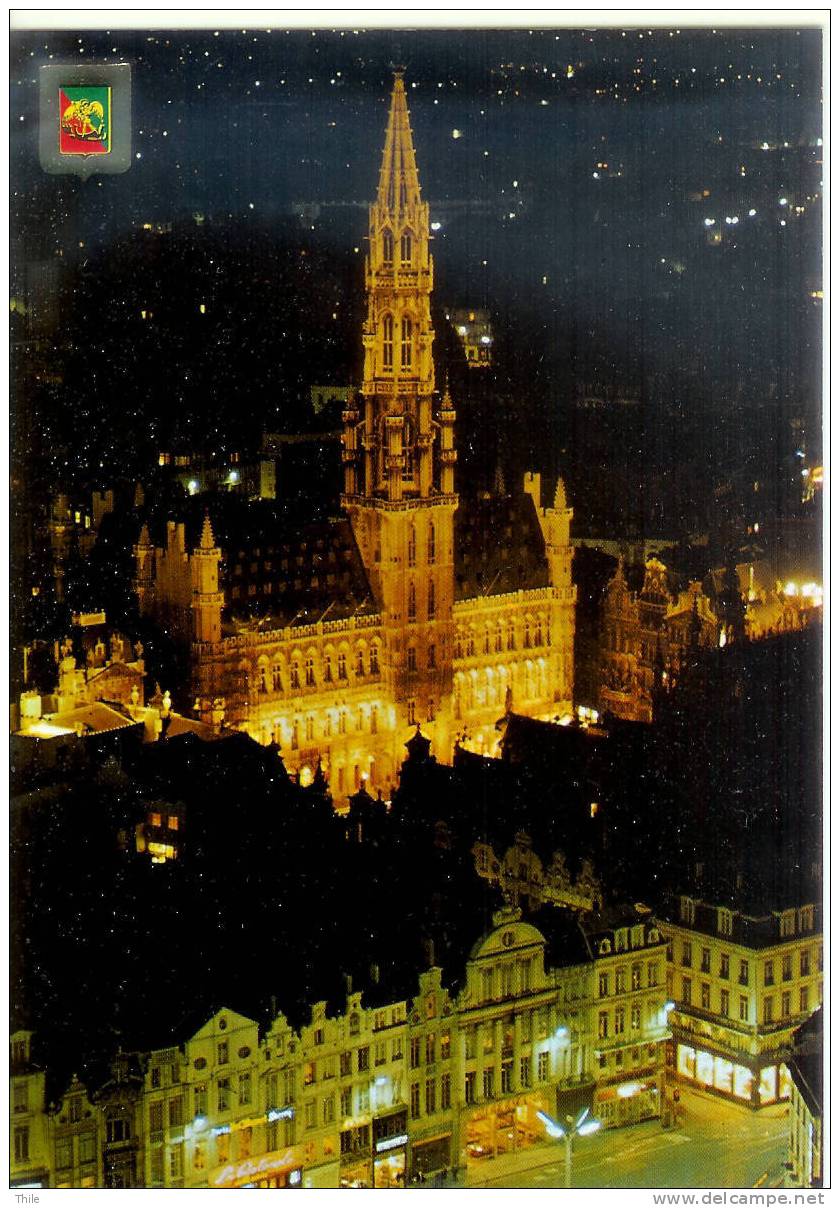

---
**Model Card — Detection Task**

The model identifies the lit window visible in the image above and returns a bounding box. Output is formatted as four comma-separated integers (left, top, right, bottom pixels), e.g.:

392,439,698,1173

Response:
382,314,394,368
401,316,412,368
168,816,179,831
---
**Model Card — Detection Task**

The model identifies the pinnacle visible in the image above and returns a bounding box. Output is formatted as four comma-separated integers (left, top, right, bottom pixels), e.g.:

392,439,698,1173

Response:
200,509,215,551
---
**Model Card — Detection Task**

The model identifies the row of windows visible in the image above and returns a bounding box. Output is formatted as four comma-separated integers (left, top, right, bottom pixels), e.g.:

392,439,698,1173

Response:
230,573,350,599
408,1032,451,1068
678,900,815,937
254,647,381,694
677,943,819,983
454,616,549,657
381,313,414,370
406,580,436,621
406,523,436,566
380,228,414,265
268,705,383,748
462,1052,551,1106
597,1001,661,1038
598,962,660,997
679,978,813,1022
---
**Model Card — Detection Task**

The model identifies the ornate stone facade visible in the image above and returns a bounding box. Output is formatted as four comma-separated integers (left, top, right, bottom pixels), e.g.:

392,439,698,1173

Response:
134,75,576,795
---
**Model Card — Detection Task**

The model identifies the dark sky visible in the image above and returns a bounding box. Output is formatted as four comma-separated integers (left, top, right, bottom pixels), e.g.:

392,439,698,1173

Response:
10,25,824,481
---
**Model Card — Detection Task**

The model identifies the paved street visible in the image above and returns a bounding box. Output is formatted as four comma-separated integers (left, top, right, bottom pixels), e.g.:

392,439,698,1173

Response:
464,1087,789,1190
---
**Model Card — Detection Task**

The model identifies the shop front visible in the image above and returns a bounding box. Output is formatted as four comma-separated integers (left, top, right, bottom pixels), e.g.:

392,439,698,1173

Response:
339,1123,372,1189
210,1147,303,1189
373,1110,408,1188
595,1078,661,1127
464,1093,550,1165
408,1133,451,1180
676,1042,791,1108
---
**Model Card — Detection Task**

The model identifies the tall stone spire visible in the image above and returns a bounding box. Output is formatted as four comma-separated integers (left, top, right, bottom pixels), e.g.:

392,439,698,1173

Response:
341,74,458,764
376,71,423,217
345,71,437,505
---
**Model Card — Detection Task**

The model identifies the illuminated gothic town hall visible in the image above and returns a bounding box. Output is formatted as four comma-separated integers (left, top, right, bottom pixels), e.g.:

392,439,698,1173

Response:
133,73,576,795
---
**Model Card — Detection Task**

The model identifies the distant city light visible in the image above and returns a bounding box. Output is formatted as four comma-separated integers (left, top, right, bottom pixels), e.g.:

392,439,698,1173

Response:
748,208,757,217
704,218,715,227
451,128,462,139
188,480,199,494
430,221,442,231
779,198,788,206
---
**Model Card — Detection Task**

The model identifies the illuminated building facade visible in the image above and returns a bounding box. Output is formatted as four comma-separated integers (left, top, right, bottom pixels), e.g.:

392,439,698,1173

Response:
449,308,494,368
599,558,718,723
134,75,576,793
582,911,671,1128
787,1009,823,1187
660,894,823,1109
13,906,671,1189
10,1032,50,1189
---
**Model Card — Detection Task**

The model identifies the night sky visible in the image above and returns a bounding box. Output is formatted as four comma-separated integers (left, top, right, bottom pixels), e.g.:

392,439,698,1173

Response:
11,24,824,511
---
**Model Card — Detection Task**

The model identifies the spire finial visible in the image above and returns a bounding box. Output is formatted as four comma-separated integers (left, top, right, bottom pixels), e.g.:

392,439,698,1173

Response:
200,509,215,551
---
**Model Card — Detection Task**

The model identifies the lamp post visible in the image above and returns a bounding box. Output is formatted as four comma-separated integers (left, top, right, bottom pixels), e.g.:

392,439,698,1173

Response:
536,1107,601,1189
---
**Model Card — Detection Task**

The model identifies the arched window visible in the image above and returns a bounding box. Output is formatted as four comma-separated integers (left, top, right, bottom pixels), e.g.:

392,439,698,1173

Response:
355,648,365,677
399,180,407,208
258,662,268,693
369,645,380,676
427,521,436,564
407,525,416,567
290,660,300,690
272,662,283,692
382,314,394,369
401,316,412,368
400,230,412,263
427,579,436,620
382,228,394,263
408,581,416,621
338,652,348,681
305,656,315,687
323,652,333,683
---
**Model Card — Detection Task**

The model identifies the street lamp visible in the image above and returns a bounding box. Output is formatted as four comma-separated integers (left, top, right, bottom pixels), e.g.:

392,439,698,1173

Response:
536,1107,601,1188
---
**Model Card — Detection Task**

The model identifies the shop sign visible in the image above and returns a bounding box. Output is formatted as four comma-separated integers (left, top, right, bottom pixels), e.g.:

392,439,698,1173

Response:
376,1133,408,1154
212,1148,297,1187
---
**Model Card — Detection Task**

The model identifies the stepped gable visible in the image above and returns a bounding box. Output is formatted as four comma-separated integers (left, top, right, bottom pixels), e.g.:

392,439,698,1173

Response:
455,491,550,601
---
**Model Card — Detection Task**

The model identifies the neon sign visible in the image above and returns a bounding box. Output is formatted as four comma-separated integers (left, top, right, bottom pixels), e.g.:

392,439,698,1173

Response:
375,1133,408,1153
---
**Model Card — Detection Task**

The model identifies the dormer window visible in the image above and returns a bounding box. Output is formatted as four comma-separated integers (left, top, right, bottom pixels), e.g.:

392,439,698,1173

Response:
382,229,394,263
798,905,814,933
679,896,696,926
717,908,733,937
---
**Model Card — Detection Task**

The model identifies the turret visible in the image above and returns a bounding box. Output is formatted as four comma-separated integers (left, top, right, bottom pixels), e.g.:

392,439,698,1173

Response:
190,511,223,645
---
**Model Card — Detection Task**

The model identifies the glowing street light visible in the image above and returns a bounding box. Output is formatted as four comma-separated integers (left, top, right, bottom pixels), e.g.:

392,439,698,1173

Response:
536,1106,601,1187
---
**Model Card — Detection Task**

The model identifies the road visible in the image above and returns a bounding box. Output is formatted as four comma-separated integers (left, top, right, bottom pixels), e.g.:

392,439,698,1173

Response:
464,1087,790,1190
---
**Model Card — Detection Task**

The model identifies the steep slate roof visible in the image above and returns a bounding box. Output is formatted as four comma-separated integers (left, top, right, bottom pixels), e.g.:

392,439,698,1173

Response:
144,496,377,629
455,491,550,601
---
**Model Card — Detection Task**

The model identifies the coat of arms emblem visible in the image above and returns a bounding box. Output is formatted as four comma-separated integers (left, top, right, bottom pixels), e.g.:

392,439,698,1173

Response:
59,85,111,155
